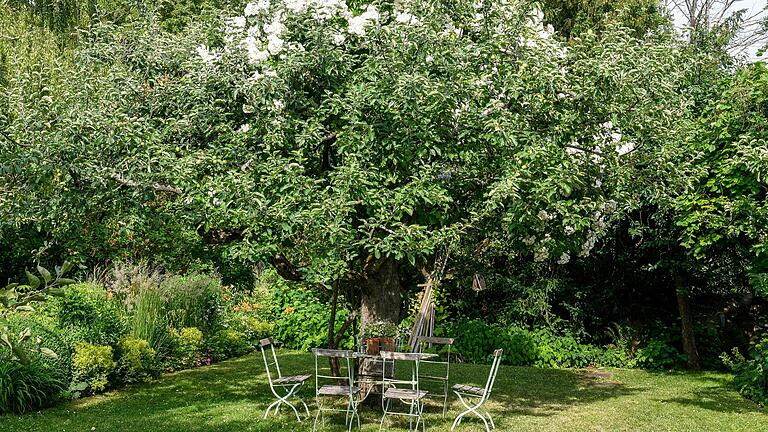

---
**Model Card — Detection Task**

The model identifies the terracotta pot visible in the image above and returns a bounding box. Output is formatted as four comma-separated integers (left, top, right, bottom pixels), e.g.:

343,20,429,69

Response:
365,337,396,354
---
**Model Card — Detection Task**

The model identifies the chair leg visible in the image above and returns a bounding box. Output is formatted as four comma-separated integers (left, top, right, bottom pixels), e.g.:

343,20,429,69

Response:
442,381,449,418
486,409,495,430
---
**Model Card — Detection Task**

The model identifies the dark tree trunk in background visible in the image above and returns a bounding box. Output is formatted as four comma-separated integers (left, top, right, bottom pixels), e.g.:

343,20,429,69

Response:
360,258,401,328
675,275,701,370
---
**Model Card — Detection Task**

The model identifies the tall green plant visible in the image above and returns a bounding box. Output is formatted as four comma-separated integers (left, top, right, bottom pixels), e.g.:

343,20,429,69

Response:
129,287,171,356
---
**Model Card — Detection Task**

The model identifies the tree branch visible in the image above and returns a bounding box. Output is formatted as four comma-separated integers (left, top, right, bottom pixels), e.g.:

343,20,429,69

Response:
110,173,182,195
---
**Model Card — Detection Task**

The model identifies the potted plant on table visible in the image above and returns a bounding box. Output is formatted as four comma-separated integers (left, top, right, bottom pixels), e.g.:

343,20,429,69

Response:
361,321,399,355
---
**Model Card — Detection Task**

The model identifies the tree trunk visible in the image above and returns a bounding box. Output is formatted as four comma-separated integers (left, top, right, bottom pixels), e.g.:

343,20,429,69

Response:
358,258,401,394
675,275,700,370
360,258,401,328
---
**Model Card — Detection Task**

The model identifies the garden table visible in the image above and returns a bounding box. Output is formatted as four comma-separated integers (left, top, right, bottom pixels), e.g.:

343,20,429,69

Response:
352,351,438,402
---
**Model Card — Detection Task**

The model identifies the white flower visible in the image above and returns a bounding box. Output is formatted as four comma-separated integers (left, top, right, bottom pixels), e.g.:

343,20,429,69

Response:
227,16,247,32
534,246,549,262
195,45,218,64
538,210,552,221
287,42,305,51
244,35,269,63
273,99,285,111
284,0,308,13
264,68,278,77
267,34,284,54
333,33,346,45
247,25,261,38
347,5,379,36
239,124,251,133
313,0,348,21
564,225,575,236
616,141,635,156
264,15,286,36
425,55,434,63
244,0,269,16
523,235,536,246
593,179,602,188
557,253,570,265
395,11,420,25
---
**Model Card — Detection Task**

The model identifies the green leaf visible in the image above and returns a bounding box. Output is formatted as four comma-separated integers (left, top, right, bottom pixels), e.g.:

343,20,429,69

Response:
39,348,59,359
26,271,40,290
37,265,52,283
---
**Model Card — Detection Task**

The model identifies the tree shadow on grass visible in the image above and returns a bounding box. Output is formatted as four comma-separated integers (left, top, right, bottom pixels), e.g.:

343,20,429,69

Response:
652,373,765,414
0,353,646,432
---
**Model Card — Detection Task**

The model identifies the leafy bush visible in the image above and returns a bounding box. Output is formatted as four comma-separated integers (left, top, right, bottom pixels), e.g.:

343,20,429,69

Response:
49,283,127,347
166,327,205,370
0,361,65,414
267,275,352,351
531,329,603,368
634,339,687,370
2,313,72,376
116,337,158,384
721,337,768,406
160,273,224,333
439,320,537,366
72,342,116,393
228,315,273,347
206,329,251,362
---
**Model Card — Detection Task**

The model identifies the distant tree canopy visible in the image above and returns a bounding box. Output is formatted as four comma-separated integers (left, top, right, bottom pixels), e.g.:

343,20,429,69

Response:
539,0,671,39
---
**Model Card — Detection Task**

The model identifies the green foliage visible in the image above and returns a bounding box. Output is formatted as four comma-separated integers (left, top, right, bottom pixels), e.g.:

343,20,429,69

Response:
166,326,205,370
71,342,116,393
0,360,65,414
0,263,74,365
116,337,158,384
440,320,537,366
539,0,670,39
721,337,768,406
530,329,605,368
50,283,127,347
205,329,250,362
129,286,172,356
267,279,352,351
160,273,224,333
634,339,687,370
227,316,273,347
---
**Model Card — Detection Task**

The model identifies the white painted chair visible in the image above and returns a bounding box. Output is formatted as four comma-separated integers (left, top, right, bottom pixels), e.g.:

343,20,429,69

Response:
379,351,428,432
416,336,455,417
260,337,311,422
450,349,503,432
311,348,360,431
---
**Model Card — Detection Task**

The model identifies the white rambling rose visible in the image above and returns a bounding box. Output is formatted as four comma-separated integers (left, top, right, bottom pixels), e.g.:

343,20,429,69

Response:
557,253,570,265
333,33,346,45
195,45,218,64
264,15,286,35
284,0,308,13
395,11,420,25
244,0,269,16
267,34,285,54
616,141,635,156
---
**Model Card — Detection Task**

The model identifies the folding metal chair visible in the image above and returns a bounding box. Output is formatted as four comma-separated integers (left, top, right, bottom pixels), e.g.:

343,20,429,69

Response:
312,348,361,431
260,337,311,422
450,349,503,432
379,351,428,432
415,336,454,417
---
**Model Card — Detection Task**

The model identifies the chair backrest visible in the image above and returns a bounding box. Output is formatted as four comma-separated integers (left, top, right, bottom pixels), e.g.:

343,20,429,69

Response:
380,350,422,403
416,336,454,380
260,337,282,385
312,348,355,397
482,349,503,400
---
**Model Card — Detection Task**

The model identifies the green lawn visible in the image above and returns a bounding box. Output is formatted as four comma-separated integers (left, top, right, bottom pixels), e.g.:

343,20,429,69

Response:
1,351,765,431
